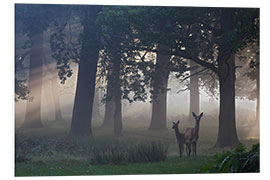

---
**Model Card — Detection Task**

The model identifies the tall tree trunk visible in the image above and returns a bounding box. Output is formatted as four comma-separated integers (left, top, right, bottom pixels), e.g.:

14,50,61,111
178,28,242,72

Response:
215,9,239,147
68,9,100,137
216,53,239,147
149,79,168,130
92,89,101,121
51,73,64,121
22,33,44,128
148,45,170,130
256,60,260,132
102,74,115,128
112,56,123,136
43,29,64,122
188,60,200,121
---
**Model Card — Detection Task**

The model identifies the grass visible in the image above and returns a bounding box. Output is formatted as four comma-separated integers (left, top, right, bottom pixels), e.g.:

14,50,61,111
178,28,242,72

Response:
15,156,211,176
15,113,259,176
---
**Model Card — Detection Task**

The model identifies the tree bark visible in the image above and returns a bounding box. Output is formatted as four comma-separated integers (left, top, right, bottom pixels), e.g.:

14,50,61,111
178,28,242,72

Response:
68,10,100,137
149,79,168,130
51,73,64,121
188,60,200,121
215,53,239,147
22,33,44,128
256,60,260,132
215,9,239,147
102,74,115,128
112,56,123,136
92,89,101,121
148,45,170,130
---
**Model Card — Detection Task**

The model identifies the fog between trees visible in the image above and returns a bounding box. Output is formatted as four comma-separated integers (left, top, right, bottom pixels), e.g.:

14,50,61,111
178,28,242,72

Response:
15,4,259,148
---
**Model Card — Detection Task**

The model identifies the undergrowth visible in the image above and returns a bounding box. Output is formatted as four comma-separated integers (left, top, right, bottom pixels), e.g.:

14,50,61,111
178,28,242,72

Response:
200,143,259,173
15,135,168,165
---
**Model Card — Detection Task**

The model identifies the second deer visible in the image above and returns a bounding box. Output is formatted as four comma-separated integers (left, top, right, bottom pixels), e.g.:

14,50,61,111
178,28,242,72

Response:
184,112,203,156
172,120,185,157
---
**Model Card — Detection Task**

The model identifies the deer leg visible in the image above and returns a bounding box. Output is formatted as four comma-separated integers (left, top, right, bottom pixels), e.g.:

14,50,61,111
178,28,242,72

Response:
189,144,192,156
186,143,189,156
194,143,197,156
181,144,184,157
178,144,182,157
187,143,191,156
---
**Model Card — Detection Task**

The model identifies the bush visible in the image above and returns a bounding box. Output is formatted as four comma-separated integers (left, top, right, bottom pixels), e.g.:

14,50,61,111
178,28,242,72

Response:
89,140,127,165
15,136,168,165
127,142,168,163
89,141,168,164
200,143,259,173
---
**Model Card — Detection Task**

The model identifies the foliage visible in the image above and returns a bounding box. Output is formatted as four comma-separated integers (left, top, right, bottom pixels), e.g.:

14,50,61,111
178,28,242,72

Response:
127,142,168,162
14,4,65,101
90,141,168,164
15,4,63,37
200,143,259,173
235,43,259,100
15,135,168,165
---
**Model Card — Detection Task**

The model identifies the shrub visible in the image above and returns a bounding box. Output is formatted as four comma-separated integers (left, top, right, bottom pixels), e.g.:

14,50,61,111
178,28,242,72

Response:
89,140,127,165
127,142,168,163
89,141,168,165
200,143,259,173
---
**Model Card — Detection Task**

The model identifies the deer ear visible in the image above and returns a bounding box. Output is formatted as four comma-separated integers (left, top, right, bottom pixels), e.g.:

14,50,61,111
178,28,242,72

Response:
177,120,180,124
200,112,204,117
192,112,196,117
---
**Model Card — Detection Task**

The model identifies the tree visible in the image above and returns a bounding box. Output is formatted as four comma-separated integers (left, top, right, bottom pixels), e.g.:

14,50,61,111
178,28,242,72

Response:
235,43,259,124
101,71,115,128
110,7,258,147
148,45,171,130
43,30,64,122
22,32,44,128
50,5,102,137
67,6,102,137
188,60,200,120
97,7,152,136
15,4,59,128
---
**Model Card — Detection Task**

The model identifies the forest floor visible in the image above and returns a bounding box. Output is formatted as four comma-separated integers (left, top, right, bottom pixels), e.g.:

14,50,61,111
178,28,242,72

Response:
15,116,259,176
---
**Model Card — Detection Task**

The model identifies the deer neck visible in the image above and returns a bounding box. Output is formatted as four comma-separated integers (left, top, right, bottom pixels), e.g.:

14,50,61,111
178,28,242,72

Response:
194,122,200,137
173,127,181,138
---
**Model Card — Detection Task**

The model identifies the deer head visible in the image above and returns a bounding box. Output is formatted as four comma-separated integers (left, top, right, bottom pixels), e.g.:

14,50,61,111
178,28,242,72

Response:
172,120,180,130
192,112,203,124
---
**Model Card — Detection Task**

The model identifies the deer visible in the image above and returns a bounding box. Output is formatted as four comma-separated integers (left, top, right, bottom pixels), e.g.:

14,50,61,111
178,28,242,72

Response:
184,112,203,156
172,120,185,157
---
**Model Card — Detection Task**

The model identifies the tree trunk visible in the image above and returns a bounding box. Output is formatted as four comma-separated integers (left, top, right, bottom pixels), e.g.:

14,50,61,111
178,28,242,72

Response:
22,33,44,128
215,53,239,147
149,79,168,130
92,89,101,120
49,69,64,121
148,45,170,130
256,60,260,132
113,83,122,136
215,8,240,148
102,74,115,128
188,60,200,121
68,14,100,137
112,57,123,136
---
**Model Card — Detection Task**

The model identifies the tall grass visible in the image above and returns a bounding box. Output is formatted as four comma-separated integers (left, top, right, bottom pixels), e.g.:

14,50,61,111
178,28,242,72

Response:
15,135,168,165
90,140,168,164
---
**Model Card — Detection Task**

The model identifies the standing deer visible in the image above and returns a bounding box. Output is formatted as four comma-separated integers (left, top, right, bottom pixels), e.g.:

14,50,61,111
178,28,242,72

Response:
185,112,203,156
172,120,185,157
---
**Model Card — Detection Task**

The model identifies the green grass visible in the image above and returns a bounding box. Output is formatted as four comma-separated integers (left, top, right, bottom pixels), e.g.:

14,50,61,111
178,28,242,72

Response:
15,156,211,176
15,115,259,176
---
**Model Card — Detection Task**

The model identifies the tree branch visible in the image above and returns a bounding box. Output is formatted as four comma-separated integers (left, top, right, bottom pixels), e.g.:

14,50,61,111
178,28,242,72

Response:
180,67,208,83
